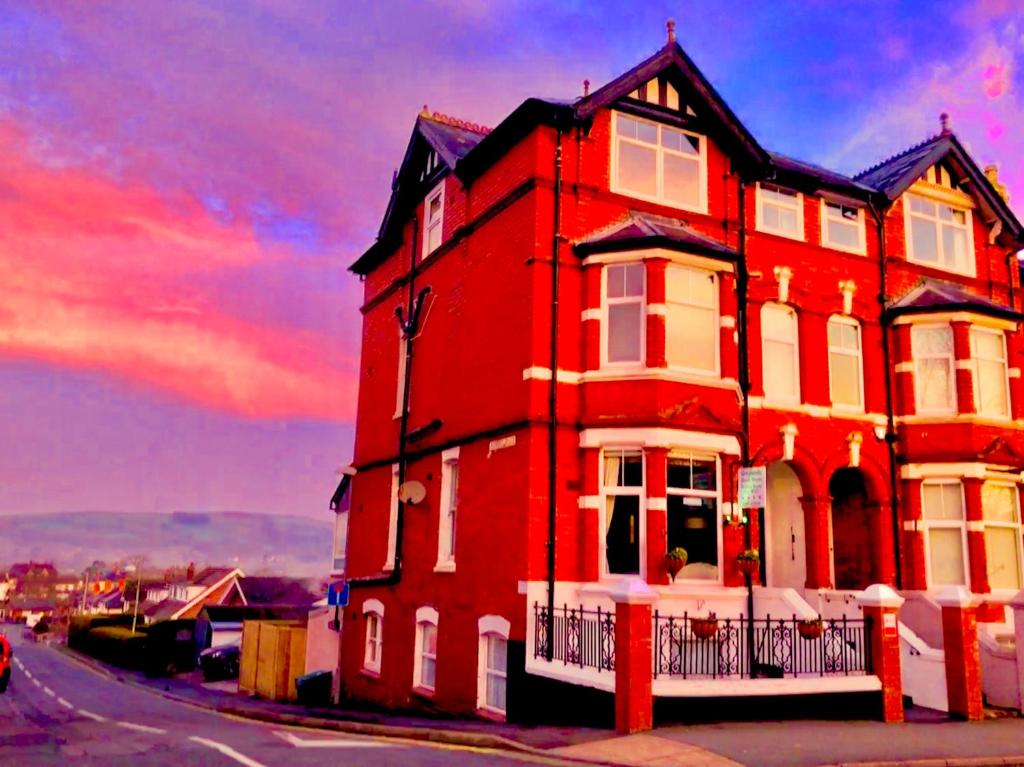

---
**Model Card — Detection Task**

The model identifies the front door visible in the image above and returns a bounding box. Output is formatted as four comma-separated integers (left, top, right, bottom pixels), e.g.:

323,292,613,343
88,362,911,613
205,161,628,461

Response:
767,462,807,589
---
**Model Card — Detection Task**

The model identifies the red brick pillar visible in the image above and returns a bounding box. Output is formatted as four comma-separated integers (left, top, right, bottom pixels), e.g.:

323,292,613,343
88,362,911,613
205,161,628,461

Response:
936,585,983,720
901,478,927,590
892,325,916,415
645,259,667,369
952,321,975,414
963,478,989,595
581,447,601,582
857,584,905,723
1010,590,1024,715
610,578,657,734
801,495,832,589
582,263,602,371
645,447,669,586
870,498,898,586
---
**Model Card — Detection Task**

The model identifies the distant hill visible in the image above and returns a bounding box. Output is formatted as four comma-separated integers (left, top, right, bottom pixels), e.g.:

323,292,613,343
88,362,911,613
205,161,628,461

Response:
0,511,333,577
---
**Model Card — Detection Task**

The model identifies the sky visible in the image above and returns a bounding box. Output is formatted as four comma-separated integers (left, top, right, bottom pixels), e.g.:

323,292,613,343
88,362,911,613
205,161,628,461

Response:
1,0,1022,519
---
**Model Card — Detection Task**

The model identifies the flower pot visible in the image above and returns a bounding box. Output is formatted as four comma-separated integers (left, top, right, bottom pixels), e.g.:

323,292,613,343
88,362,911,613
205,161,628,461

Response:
797,620,823,640
735,557,759,578
690,618,718,640
665,556,686,582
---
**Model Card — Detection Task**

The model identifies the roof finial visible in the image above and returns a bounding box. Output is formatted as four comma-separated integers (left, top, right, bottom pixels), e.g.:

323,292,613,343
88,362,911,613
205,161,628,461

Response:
583,79,590,97
666,18,676,45
420,104,430,116
939,112,951,135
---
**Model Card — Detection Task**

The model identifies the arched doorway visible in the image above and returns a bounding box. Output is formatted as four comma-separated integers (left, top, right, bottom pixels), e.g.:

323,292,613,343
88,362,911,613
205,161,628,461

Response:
766,461,807,589
829,468,877,590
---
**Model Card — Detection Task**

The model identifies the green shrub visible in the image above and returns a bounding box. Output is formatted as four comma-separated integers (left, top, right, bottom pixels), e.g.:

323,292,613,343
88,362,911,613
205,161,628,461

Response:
73,623,148,669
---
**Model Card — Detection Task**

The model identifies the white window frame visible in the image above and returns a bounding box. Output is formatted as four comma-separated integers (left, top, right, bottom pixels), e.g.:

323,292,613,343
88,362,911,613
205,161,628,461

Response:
384,464,400,571
610,111,708,213
665,264,720,376
601,262,646,368
827,316,864,411
362,598,385,674
394,326,407,419
412,606,439,694
761,303,801,405
820,200,867,255
756,183,804,241
666,451,723,584
970,327,1011,420
332,507,349,574
599,448,646,580
921,480,970,589
982,481,1023,593
422,181,445,259
477,615,511,717
912,324,957,415
435,447,460,572
904,192,976,277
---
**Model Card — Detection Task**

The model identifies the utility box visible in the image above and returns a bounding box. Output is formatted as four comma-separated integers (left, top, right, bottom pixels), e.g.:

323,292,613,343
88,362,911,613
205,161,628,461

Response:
238,620,307,701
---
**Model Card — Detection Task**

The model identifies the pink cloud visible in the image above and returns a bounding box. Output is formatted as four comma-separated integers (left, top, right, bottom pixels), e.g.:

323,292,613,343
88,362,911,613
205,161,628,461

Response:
981,61,1010,99
0,121,357,421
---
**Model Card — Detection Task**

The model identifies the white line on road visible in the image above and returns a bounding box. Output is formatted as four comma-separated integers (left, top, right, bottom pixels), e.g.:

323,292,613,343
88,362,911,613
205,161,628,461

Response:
13,658,22,669
189,736,267,767
116,721,167,735
272,730,396,749
57,697,74,710
23,669,31,679
31,678,40,688
42,686,54,696
78,709,107,722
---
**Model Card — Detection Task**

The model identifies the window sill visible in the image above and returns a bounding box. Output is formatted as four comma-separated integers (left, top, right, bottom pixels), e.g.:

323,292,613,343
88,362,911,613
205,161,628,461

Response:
754,225,805,243
360,667,382,680
821,241,867,256
608,186,708,218
584,367,739,390
412,685,436,700
476,706,507,722
433,561,456,574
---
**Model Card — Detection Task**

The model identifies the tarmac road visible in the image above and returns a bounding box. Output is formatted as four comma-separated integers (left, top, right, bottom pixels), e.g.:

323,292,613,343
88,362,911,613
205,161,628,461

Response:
0,628,585,767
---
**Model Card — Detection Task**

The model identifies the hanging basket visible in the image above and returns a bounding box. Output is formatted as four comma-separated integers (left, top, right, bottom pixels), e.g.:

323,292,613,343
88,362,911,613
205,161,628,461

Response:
797,619,823,640
690,617,719,639
735,557,759,578
664,548,688,583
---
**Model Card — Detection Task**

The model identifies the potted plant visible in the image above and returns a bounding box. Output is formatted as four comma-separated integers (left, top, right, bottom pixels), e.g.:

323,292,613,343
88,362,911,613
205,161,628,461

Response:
735,548,760,578
664,547,688,583
690,612,718,639
797,618,823,640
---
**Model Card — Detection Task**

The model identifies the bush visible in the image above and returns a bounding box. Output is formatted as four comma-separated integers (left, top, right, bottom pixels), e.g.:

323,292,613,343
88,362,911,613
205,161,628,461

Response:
143,619,197,678
77,625,148,669
68,614,134,649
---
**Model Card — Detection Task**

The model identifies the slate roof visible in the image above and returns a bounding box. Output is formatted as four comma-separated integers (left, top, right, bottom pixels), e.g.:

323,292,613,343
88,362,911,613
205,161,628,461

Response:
417,113,489,168
200,605,311,624
855,135,948,200
887,278,1024,321
576,212,737,260
191,567,237,587
768,152,875,198
143,597,186,621
236,577,321,607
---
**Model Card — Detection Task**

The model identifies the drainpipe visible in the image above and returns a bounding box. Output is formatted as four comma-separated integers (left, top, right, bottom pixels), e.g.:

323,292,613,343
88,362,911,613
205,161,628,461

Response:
349,213,430,591
546,129,564,661
869,200,903,590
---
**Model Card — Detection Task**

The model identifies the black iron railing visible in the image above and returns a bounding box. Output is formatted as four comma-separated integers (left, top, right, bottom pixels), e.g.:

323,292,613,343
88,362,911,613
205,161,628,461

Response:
533,602,615,672
653,613,872,679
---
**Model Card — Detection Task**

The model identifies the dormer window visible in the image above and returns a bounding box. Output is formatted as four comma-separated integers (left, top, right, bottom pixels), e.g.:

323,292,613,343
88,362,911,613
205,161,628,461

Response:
422,182,445,258
905,194,973,275
611,112,706,213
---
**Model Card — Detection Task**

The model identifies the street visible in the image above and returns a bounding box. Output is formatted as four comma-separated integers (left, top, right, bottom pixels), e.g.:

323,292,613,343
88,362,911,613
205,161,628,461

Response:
0,630,580,766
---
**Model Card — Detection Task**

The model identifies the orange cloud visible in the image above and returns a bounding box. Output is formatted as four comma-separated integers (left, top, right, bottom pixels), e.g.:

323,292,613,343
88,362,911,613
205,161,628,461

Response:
0,122,357,421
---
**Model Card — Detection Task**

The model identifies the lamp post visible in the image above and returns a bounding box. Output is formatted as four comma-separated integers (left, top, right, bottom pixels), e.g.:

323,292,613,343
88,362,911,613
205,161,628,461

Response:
124,564,143,634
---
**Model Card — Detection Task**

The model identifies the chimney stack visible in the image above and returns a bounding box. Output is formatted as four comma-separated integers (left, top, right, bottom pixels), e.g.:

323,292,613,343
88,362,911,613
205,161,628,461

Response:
666,19,676,45
939,112,951,136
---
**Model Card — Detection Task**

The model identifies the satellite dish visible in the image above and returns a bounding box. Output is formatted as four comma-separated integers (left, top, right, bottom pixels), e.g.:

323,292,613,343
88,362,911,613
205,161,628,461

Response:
398,480,426,505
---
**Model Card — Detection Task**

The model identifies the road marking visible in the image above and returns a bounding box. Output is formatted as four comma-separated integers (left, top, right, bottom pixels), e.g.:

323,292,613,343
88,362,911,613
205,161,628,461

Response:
23,669,31,679
57,697,74,710
272,730,396,749
31,678,41,688
13,658,22,669
116,721,167,735
78,709,107,722
42,686,54,696
189,736,266,767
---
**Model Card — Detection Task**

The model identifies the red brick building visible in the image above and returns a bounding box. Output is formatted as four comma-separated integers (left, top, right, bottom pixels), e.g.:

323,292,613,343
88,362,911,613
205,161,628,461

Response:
336,29,1024,723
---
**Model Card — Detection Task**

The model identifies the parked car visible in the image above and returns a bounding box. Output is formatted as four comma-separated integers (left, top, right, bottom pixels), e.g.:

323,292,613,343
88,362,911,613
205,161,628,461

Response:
199,642,240,682
0,634,11,693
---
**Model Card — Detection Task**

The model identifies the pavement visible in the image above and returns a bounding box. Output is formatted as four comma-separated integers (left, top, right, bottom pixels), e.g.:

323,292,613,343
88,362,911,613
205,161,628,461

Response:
9,627,1024,767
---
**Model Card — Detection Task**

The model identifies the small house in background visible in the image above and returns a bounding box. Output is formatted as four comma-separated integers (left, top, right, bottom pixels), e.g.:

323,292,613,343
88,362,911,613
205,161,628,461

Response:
140,566,244,624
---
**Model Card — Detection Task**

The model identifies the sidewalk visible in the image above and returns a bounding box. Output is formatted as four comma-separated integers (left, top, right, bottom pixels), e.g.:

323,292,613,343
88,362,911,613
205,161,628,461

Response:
59,644,1024,767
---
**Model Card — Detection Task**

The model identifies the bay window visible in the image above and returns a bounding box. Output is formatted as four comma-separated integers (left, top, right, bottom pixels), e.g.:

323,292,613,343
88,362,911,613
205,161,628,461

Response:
602,449,643,576
611,113,705,211
982,482,1022,591
666,453,719,581
970,327,1009,419
822,201,866,254
906,194,972,274
665,265,718,374
921,481,968,587
761,304,800,403
912,325,956,414
603,263,645,365
757,184,803,240
827,317,864,409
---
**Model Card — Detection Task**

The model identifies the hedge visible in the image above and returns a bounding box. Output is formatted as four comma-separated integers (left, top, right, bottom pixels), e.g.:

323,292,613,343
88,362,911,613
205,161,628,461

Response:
68,614,134,647
74,625,149,669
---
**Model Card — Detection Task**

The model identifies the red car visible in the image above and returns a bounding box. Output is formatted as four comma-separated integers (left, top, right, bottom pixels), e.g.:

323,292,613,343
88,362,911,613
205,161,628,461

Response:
0,635,10,692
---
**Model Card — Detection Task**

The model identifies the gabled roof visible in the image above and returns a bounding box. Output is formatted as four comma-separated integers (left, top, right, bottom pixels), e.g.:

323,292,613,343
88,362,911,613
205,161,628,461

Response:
856,131,1024,247
886,278,1024,322
575,212,737,261
199,605,311,624
768,152,875,200
235,577,321,608
192,567,240,588
576,41,769,173
144,597,186,620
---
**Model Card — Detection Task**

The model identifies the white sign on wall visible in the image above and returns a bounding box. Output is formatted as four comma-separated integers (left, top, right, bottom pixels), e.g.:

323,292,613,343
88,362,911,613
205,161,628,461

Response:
737,466,767,509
